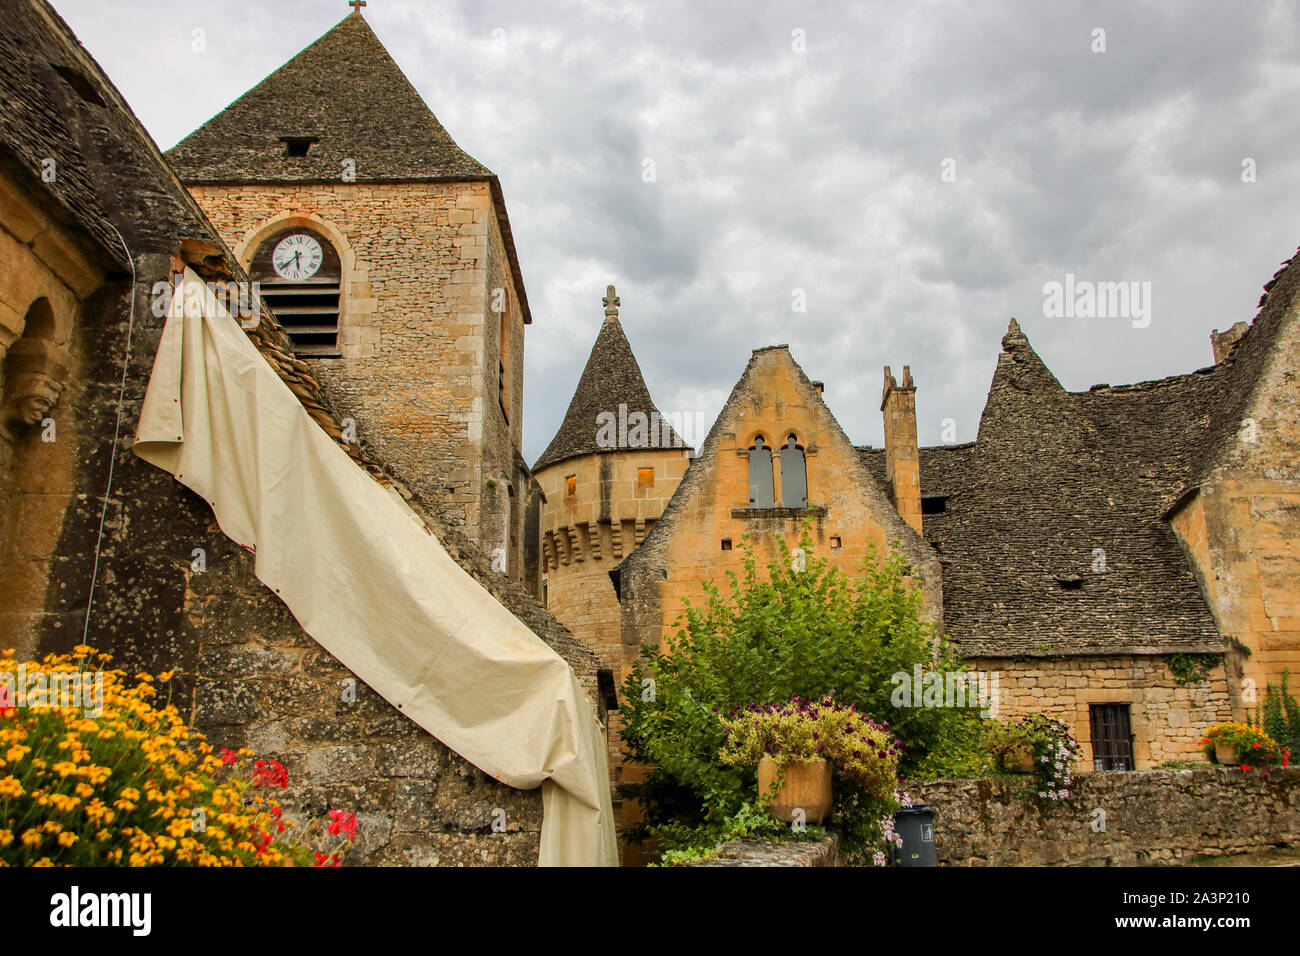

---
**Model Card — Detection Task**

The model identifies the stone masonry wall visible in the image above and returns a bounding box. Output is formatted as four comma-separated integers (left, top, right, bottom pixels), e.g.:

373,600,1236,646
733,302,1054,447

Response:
534,448,689,863
187,534,546,865
537,449,690,677
970,654,1232,768
907,767,1300,865
1170,277,1300,715
624,347,942,674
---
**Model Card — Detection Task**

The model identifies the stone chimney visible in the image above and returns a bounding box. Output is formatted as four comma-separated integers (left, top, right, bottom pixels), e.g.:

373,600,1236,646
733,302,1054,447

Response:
881,365,921,534
1210,321,1249,364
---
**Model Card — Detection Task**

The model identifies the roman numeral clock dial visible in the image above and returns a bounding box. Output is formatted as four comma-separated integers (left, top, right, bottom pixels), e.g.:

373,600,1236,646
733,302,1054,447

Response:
272,233,324,281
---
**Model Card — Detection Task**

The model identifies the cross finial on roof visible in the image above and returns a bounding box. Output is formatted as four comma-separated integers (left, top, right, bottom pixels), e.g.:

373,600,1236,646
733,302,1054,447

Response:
349,0,366,13
603,284,620,321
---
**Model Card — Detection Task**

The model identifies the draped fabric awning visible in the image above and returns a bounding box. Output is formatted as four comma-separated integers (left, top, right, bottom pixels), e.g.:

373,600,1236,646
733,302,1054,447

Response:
134,269,617,866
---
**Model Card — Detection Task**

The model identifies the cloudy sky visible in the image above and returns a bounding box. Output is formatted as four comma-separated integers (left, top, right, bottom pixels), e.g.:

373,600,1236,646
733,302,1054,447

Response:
52,0,1300,461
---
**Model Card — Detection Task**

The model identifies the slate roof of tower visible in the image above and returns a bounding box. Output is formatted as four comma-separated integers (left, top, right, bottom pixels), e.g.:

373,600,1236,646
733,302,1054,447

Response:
165,13,492,183
165,12,533,324
858,254,1300,658
534,312,688,471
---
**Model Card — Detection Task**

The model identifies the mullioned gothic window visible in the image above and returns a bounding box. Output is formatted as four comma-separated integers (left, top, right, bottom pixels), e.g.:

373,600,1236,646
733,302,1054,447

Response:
748,435,775,507
781,434,807,508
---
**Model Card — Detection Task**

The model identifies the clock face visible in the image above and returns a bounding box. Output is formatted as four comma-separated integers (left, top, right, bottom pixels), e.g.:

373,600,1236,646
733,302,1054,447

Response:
272,233,324,281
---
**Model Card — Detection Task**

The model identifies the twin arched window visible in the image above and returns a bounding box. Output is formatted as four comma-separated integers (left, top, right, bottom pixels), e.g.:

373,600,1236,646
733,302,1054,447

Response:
748,433,807,508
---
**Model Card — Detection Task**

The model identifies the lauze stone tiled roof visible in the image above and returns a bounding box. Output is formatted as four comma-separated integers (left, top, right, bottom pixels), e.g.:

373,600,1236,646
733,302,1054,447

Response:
860,291,1300,657
165,12,493,184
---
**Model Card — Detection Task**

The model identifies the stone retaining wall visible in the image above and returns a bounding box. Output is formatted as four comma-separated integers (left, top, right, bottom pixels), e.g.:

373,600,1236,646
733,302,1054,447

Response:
688,828,840,867
907,767,1300,865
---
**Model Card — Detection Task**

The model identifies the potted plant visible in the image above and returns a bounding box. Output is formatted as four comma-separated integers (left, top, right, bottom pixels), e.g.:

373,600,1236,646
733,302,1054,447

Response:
719,693,901,824
1203,722,1290,769
981,714,1081,800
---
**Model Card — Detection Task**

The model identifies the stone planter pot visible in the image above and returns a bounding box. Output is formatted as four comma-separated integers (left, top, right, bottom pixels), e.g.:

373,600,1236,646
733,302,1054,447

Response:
758,756,832,824
1215,742,1240,766
1002,747,1035,773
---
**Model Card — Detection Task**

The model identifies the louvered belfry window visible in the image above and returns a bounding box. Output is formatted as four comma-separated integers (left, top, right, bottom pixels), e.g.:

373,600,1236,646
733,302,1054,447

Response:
249,227,342,357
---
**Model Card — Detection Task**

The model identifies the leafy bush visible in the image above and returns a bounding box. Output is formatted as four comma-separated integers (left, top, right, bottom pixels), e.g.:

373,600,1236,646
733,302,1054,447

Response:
1167,653,1220,686
1253,670,1300,760
620,528,974,862
910,710,994,780
0,646,355,866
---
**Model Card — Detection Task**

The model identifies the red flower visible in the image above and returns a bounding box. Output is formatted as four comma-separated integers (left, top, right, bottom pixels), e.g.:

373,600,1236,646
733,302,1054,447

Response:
1241,764,1252,771
0,707,16,719
327,809,358,841
252,759,289,788
219,748,238,765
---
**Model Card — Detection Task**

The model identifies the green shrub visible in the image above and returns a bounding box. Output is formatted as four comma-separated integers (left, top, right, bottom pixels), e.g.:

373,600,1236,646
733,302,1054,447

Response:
1253,670,1300,760
619,527,975,862
910,710,994,780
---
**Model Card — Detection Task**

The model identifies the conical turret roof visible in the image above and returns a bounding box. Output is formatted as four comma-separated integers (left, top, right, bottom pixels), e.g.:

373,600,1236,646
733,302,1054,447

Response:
534,288,685,471
166,12,492,183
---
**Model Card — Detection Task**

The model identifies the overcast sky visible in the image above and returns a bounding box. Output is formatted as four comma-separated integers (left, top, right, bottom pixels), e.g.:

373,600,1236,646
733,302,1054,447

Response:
51,0,1300,461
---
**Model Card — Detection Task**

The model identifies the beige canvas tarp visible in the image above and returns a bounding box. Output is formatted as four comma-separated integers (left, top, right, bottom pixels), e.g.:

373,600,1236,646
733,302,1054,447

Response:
134,268,617,867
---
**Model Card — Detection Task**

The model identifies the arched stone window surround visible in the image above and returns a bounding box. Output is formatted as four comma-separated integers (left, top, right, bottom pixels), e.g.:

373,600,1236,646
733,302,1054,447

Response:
2,297,69,439
0,296,76,656
233,212,369,359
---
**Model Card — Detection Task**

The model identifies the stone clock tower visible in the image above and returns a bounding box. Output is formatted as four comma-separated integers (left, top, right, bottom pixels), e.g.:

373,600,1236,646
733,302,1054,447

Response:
166,9,531,579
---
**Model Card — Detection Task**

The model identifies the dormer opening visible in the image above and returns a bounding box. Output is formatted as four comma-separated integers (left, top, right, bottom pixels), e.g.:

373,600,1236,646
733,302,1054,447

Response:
280,136,318,157
922,496,948,515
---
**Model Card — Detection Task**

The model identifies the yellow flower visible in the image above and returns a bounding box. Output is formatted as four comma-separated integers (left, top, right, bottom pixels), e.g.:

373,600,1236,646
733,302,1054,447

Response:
0,777,23,799
57,831,77,848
